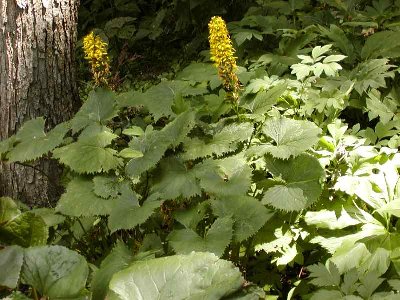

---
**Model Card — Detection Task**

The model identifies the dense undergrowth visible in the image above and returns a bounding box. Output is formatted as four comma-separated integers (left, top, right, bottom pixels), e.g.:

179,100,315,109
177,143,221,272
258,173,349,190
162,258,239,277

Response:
2,0,400,299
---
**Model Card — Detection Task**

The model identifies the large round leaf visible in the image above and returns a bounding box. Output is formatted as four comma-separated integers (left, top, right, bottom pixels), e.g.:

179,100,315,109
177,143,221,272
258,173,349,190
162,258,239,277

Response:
107,252,245,300
21,246,88,299
248,117,321,159
262,154,325,212
0,245,24,288
0,212,48,247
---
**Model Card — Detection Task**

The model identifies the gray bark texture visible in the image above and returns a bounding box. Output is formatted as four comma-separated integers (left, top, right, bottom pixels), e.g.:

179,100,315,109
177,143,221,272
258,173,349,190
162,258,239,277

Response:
0,0,80,206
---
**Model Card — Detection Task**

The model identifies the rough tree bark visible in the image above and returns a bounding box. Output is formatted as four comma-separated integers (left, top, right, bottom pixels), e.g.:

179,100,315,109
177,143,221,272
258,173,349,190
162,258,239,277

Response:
0,0,80,206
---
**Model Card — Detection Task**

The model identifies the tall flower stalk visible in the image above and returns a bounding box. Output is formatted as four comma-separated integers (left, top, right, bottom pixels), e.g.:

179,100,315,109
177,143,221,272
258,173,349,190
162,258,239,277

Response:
208,16,241,108
82,32,111,87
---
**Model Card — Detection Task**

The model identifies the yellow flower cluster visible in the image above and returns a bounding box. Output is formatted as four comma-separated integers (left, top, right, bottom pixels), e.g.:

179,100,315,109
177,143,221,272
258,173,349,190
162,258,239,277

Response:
83,32,111,86
208,16,240,101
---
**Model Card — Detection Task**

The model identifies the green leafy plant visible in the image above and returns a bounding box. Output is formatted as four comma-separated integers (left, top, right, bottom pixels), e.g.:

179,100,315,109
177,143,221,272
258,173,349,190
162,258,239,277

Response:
3,1,400,299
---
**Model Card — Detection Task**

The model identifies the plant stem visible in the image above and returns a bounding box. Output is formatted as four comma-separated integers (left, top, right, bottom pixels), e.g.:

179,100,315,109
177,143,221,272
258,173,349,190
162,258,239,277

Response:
230,242,241,266
32,288,39,300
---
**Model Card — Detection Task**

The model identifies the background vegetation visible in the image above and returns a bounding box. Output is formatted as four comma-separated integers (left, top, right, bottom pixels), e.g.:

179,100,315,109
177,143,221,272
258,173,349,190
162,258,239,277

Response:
2,0,400,299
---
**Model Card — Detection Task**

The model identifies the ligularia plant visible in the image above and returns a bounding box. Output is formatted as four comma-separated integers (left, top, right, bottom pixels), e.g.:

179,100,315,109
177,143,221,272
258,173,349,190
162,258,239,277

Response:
208,16,241,103
83,32,111,86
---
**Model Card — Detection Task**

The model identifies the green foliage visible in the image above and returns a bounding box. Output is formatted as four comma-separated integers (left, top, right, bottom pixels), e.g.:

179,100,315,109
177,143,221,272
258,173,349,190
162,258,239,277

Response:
0,246,24,289
71,88,118,133
125,109,195,177
53,131,122,174
4,1,400,299
107,252,246,300
21,246,88,299
261,154,325,212
211,196,273,242
291,45,346,80
248,117,321,159
56,177,117,217
107,198,162,233
183,122,254,160
7,118,70,163
150,157,201,200
168,216,233,257
0,198,48,248
91,241,135,300
0,197,20,223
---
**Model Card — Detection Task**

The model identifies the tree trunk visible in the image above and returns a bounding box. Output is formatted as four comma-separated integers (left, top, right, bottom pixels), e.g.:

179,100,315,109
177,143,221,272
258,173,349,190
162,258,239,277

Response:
0,0,80,206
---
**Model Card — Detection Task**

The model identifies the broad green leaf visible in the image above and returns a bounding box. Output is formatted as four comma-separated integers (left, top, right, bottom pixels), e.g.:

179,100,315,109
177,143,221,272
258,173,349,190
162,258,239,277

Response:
53,131,122,174
211,196,273,242
173,201,210,230
310,290,343,300
378,199,400,217
366,89,396,124
0,245,24,288
78,123,112,139
56,177,117,217
104,17,136,39
248,82,288,115
233,29,263,45
108,196,162,233
71,88,117,133
0,212,48,247
201,92,230,120
31,208,65,227
150,157,201,200
93,175,119,199
91,241,135,300
305,208,360,229
319,24,355,60
262,154,324,212
194,155,252,197
361,31,400,59
0,135,16,158
122,126,144,136
350,59,394,94
8,118,69,162
248,117,321,159
308,261,341,287
118,81,195,121
107,252,244,300
118,148,143,159
21,246,88,299
168,217,233,257
176,63,218,83
182,122,253,160
0,197,20,224
244,76,283,95
125,110,195,177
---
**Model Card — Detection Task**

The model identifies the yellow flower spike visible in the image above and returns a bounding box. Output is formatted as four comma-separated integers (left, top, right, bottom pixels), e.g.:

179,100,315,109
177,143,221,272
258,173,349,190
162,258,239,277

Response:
208,16,240,103
83,32,111,87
